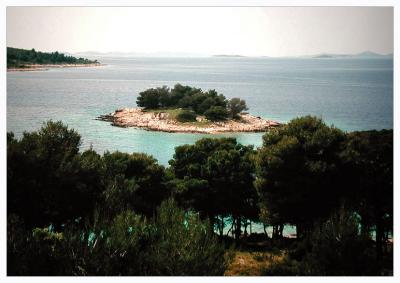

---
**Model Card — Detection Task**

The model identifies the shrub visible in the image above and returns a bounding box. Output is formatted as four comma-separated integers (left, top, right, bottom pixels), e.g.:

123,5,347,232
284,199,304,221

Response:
8,200,229,276
261,208,381,276
204,106,229,121
82,199,229,275
144,199,229,275
176,110,197,122
7,215,71,275
303,208,378,275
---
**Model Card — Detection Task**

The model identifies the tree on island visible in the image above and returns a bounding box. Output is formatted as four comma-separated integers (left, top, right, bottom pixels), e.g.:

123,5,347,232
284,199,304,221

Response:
204,106,229,121
135,84,249,122
227,98,248,119
136,86,169,109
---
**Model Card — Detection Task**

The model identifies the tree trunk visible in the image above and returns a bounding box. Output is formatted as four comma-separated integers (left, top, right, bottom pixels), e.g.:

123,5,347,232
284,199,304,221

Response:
272,225,278,239
360,218,371,238
226,218,235,237
376,217,384,261
263,223,269,238
235,216,241,240
219,217,224,237
216,216,224,236
209,215,215,235
296,224,302,239
279,224,284,238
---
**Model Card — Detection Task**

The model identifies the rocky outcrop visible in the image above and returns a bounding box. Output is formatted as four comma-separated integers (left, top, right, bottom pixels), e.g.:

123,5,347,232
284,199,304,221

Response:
96,108,281,134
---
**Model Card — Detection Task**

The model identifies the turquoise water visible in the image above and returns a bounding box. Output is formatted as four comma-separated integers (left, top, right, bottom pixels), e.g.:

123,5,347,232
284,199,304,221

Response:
7,57,393,166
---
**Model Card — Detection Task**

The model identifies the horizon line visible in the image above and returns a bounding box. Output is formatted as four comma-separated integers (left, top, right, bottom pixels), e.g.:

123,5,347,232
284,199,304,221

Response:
7,46,394,59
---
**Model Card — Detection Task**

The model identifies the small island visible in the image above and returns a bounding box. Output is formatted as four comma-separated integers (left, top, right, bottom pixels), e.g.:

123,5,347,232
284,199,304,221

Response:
98,84,281,133
7,47,102,71
313,54,333,59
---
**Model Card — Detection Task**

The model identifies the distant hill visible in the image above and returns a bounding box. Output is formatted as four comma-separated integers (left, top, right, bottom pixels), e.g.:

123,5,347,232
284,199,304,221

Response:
311,51,392,59
213,54,246,58
74,51,208,58
353,51,393,58
7,47,99,68
313,54,334,59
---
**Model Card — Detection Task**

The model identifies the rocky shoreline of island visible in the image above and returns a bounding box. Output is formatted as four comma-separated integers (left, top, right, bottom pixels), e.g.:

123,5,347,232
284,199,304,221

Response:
97,108,281,134
7,63,104,72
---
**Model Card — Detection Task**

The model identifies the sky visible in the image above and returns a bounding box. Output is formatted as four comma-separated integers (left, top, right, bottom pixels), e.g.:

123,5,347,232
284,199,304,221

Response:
6,7,394,57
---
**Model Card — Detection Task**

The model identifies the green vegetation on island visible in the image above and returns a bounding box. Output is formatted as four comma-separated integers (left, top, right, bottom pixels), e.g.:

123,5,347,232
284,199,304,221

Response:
7,116,393,275
98,84,277,133
136,84,248,121
7,47,99,69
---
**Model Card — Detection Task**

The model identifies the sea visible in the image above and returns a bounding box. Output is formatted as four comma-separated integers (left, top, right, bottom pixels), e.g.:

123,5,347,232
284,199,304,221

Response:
7,56,393,236
7,57,393,165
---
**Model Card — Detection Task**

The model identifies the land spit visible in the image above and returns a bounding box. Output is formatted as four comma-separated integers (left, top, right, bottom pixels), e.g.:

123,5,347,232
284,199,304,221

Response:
7,63,104,72
97,108,281,134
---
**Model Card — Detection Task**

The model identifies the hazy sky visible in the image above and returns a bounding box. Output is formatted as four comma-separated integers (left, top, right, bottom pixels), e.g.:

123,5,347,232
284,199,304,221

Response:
7,7,393,57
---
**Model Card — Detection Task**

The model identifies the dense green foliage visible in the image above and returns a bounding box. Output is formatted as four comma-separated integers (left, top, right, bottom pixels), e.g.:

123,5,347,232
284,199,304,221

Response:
7,121,229,276
263,208,382,276
176,110,197,122
256,116,346,238
136,84,248,121
204,106,229,121
8,200,228,275
7,121,93,228
340,129,393,262
7,117,393,275
7,47,98,68
100,151,167,218
227,98,248,118
303,208,378,275
168,138,259,239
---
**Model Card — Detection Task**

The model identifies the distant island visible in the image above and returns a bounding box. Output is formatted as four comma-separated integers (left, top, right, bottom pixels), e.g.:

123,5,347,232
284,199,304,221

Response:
74,51,208,58
97,84,280,133
7,47,102,71
213,54,246,58
313,54,334,59
311,51,393,59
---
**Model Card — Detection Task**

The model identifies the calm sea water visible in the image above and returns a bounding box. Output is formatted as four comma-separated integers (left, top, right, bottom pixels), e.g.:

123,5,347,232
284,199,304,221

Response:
7,57,393,166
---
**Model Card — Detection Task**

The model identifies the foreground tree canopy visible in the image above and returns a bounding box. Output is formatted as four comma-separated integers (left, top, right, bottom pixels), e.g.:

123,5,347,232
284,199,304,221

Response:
256,116,346,237
7,117,393,275
136,84,248,121
168,137,259,239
